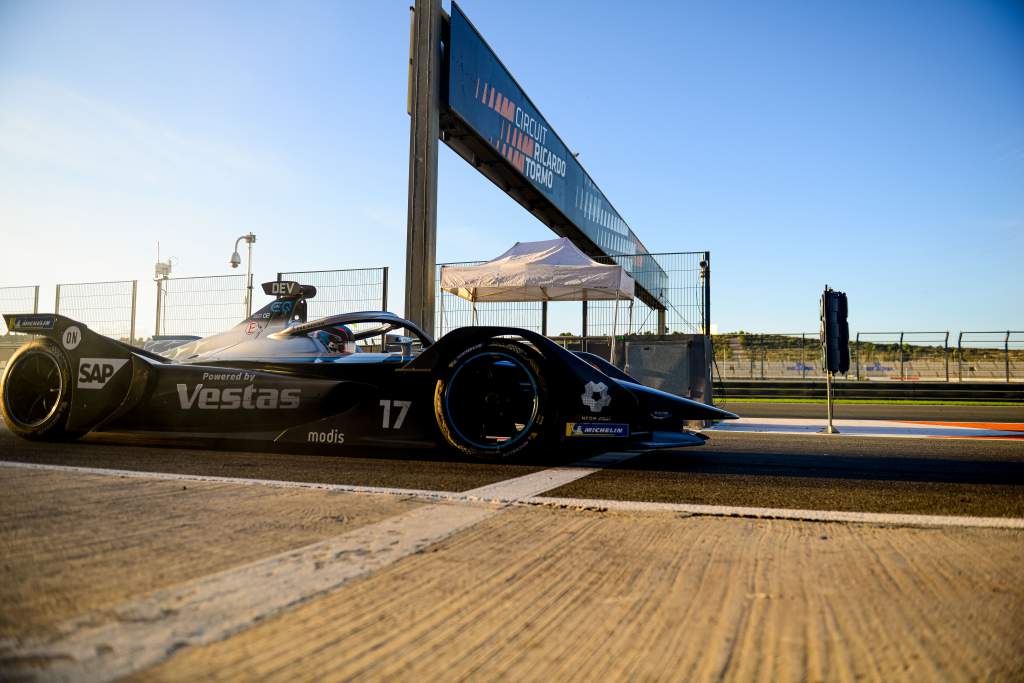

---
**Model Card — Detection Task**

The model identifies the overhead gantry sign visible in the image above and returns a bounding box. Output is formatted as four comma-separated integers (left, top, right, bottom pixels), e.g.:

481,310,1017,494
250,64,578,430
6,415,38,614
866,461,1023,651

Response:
406,1,667,334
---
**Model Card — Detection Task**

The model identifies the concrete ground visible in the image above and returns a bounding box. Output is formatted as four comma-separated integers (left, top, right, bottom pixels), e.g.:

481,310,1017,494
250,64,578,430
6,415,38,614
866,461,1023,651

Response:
1,424,1022,681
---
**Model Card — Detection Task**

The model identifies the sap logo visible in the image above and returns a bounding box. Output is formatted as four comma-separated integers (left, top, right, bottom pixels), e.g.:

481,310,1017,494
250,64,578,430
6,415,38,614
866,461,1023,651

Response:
270,301,293,314
78,358,129,389
307,429,344,444
176,384,300,410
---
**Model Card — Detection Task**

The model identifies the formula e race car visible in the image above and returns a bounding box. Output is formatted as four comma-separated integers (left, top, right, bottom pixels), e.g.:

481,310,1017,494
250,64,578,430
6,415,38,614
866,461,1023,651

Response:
0,281,737,458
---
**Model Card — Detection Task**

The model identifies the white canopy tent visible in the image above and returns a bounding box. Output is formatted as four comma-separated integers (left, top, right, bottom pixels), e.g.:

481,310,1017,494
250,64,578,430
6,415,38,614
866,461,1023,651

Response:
440,238,635,355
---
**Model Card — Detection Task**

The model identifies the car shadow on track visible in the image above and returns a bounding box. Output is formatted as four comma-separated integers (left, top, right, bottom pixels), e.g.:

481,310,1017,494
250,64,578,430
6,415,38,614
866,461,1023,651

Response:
617,448,1024,486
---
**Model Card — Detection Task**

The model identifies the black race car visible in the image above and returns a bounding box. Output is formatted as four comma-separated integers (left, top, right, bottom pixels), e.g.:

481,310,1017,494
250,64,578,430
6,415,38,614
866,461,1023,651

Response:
0,281,736,458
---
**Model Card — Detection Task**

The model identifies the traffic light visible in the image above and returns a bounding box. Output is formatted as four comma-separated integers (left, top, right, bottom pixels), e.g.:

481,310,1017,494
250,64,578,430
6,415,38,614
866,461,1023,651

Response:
821,288,850,375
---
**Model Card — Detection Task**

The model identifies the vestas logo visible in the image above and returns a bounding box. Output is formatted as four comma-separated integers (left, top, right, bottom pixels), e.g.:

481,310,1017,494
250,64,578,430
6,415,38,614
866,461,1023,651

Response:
78,358,129,389
176,384,300,410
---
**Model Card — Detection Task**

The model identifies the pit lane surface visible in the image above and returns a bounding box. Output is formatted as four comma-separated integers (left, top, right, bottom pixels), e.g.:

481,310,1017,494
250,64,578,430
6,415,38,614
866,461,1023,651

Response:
2,424,1022,517
2,423,1023,681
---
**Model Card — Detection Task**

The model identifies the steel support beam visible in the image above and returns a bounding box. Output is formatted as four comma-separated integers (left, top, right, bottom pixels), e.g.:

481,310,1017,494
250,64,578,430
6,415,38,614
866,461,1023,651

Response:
404,0,442,336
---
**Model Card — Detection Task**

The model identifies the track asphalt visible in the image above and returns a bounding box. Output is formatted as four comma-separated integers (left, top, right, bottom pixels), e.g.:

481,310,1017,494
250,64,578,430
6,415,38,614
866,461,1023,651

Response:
2,422,1022,518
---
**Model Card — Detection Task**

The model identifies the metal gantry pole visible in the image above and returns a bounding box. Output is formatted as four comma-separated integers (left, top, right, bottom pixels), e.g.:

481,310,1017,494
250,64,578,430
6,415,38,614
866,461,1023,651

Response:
404,0,441,336
32,285,39,314
381,266,389,312
54,284,61,315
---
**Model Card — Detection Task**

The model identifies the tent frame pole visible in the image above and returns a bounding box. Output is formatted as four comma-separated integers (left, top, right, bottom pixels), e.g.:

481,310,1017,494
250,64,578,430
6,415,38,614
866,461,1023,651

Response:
611,297,619,366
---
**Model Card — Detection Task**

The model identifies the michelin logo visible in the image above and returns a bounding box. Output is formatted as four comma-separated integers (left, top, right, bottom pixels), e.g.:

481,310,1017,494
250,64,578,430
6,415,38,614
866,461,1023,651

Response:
581,381,611,413
12,316,55,330
565,423,629,437
78,358,129,389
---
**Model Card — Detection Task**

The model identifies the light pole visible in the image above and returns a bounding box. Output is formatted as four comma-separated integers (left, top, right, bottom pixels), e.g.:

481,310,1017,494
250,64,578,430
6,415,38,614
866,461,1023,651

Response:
230,233,256,316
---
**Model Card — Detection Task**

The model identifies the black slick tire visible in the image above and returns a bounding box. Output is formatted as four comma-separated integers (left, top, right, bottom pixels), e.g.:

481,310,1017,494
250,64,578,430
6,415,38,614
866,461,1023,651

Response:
433,339,549,460
1,338,82,441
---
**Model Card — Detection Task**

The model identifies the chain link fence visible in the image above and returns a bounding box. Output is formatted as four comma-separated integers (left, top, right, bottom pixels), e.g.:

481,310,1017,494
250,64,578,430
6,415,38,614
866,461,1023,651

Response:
156,274,249,337
435,251,709,338
55,280,137,343
713,330,1024,382
587,252,708,336
277,267,388,321
0,285,40,335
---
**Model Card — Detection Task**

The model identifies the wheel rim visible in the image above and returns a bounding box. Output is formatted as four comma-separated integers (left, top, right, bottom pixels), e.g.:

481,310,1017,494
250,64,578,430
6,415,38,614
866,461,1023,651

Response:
4,351,64,428
444,351,540,451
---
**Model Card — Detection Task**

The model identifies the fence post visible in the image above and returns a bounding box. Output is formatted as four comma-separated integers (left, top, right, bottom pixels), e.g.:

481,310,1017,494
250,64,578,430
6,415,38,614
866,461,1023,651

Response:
855,332,861,380
541,301,548,336
760,336,765,380
1006,331,1011,384
130,280,138,343
899,332,905,380
702,252,711,338
33,285,39,314
944,331,949,382
801,333,806,379
957,332,963,382
54,284,61,315
154,280,163,336
381,267,389,312
581,301,588,349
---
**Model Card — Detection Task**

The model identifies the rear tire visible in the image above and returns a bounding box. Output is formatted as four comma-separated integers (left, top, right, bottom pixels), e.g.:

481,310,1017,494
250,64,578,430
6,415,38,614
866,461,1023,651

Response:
1,338,81,441
434,340,549,459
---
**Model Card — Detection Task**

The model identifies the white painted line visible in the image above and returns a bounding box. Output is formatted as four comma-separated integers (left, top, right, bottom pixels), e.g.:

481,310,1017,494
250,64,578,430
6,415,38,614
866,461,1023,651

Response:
460,451,641,501
525,496,1024,529
708,417,1024,440
0,451,641,683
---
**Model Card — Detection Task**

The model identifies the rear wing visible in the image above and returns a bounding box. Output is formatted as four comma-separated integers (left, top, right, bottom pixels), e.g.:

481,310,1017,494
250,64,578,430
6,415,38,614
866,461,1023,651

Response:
2,313,169,363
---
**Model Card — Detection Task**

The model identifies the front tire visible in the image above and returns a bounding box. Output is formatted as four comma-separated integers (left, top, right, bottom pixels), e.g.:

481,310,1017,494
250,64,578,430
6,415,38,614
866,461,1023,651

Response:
434,340,549,459
1,338,81,441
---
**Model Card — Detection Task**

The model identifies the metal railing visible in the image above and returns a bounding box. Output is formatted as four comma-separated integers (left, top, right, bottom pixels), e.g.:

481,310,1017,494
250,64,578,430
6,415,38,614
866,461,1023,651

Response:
55,280,137,343
713,330,1024,382
957,331,1024,384
713,332,822,380
854,331,950,381
155,274,249,337
0,285,40,335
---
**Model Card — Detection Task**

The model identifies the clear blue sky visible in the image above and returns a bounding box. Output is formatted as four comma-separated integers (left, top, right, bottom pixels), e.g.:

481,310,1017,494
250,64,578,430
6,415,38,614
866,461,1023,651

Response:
1,0,1021,336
